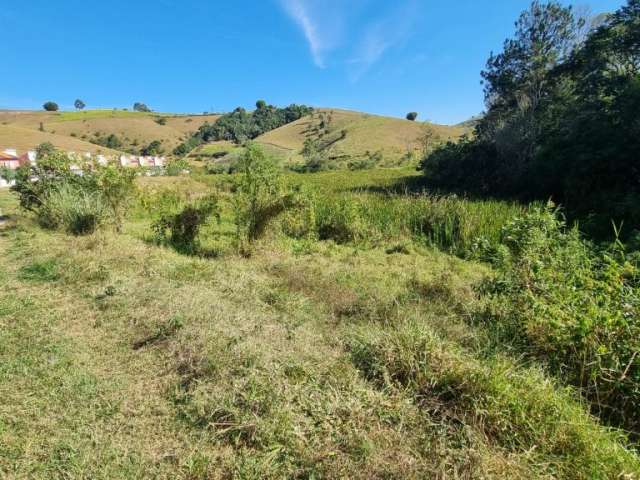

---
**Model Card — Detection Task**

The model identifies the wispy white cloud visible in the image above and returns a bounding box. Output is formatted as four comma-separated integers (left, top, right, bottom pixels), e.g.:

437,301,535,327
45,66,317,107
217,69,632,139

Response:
347,0,420,82
277,0,419,78
278,0,344,68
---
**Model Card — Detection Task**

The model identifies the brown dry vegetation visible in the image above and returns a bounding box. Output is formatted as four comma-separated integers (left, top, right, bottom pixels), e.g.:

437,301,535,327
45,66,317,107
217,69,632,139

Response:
0,110,219,155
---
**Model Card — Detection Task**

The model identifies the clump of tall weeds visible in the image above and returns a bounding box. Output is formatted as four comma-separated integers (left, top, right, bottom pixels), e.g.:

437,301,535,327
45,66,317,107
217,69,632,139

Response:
480,205,640,432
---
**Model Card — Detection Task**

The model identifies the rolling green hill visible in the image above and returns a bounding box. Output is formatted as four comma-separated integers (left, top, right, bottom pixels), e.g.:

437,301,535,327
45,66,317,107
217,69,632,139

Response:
255,108,467,167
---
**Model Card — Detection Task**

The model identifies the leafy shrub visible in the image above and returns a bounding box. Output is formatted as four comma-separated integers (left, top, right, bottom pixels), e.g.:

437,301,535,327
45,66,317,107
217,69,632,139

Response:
280,187,317,240
10,149,135,234
205,162,231,175
347,156,377,171
93,164,137,232
152,196,220,253
165,159,190,176
481,205,640,431
140,140,163,156
232,144,292,247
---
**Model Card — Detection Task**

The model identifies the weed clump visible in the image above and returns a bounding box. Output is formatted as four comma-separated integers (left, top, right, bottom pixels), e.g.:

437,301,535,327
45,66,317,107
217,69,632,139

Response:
152,196,220,254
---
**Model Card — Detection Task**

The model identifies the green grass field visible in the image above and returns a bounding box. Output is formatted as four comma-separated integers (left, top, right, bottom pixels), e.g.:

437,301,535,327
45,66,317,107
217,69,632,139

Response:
1,167,638,479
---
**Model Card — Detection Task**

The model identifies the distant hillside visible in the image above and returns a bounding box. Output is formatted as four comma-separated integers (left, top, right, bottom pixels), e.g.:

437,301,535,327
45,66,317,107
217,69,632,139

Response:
0,110,219,155
255,109,466,167
0,124,121,155
455,115,483,130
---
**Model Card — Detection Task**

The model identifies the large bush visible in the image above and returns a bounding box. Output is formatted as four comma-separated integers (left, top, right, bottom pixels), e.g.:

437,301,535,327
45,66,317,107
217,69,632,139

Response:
10,149,136,234
152,196,220,254
232,144,292,247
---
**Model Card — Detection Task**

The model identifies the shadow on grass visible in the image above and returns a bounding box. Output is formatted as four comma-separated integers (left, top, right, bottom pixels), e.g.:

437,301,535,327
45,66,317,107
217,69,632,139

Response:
141,232,233,259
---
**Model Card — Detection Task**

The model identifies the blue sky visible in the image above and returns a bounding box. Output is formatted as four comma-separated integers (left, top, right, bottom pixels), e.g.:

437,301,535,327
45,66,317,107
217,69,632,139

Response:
0,0,625,124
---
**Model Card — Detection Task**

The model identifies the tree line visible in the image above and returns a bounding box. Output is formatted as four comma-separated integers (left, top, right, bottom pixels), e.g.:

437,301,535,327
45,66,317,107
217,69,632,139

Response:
173,101,313,155
421,0,639,234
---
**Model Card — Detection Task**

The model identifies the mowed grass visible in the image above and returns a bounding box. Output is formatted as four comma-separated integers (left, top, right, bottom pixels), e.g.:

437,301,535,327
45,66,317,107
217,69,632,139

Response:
1,168,639,478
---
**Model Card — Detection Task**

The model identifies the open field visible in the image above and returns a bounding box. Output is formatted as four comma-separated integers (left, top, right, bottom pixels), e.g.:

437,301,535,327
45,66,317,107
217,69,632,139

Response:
1,166,638,479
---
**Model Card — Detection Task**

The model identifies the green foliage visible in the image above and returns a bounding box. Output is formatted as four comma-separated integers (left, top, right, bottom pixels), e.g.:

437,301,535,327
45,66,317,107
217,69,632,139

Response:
152,196,220,253
173,134,203,156
92,133,123,150
0,166,15,183
195,101,312,144
406,112,418,121
422,0,640,233
165,159,190,176
74,99,86,110
349,320,640,479
93,163,137,232
43,101,59,112
36,142,55,158
41,183,106,235
348,151,381,171
18,259,61,282
133,102,151,112
297,137,332,172
232,144,291,247
140,139,163,156
10,148,135,234
481,205,640,432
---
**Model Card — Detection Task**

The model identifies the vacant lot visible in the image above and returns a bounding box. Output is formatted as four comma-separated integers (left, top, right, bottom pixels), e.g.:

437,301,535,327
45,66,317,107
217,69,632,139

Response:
1,167,638,479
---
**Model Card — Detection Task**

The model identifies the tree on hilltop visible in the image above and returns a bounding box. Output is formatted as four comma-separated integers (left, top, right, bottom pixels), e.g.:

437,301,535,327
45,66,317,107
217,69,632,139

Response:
74,99,86,110
406,112,418,121
43,101,59,112
133,102,151,112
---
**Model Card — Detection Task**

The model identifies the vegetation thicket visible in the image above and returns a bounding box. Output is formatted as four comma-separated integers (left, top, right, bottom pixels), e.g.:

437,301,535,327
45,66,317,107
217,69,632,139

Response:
421,0,640,235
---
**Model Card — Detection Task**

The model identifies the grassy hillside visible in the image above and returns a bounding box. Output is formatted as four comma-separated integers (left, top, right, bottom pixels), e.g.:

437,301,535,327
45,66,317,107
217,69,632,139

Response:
0,124,121,155
255,109,466,167
0,110,219,155
1,165,639,478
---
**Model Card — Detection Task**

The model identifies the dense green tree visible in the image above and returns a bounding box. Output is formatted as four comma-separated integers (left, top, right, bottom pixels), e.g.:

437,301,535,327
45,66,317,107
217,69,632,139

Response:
36,142,56,158
43,101,59,112
421,0,640,232
133,102,151,112
195,101,313,144
406,112,418,121
141,140,163,156
74,99,86,110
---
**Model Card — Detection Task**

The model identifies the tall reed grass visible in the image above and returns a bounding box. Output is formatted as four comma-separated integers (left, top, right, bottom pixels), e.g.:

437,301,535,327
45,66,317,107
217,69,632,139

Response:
310,191,526,255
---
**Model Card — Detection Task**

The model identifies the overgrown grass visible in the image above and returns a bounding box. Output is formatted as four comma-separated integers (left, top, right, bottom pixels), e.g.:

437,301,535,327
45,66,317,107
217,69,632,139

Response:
2,164,639,479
